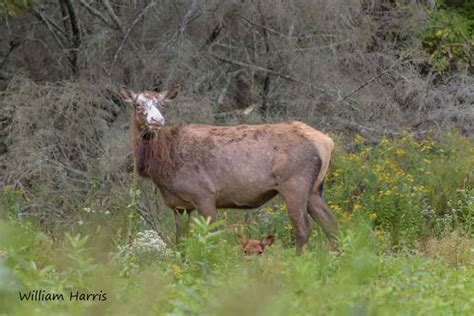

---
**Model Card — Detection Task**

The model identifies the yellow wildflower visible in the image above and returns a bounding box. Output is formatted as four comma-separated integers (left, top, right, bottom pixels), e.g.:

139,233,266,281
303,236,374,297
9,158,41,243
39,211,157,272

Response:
263,206,273,213
354,134,366,142
374,230,387,242
380,138,390,145
395,148,405,157
172,264,182,277
369,213,377,220
340,212,353,223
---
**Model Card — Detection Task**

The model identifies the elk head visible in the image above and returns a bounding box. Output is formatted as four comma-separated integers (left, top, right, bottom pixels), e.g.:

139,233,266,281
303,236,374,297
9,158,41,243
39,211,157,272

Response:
120,86,179,131
238,235,274,256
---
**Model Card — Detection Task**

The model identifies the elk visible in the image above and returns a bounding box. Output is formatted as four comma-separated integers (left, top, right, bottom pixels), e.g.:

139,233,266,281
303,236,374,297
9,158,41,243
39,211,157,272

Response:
238,235,275,256
120,86,339,254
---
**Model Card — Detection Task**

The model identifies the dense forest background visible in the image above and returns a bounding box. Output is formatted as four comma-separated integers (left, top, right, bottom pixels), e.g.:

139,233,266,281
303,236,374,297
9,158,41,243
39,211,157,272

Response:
0,1,473,314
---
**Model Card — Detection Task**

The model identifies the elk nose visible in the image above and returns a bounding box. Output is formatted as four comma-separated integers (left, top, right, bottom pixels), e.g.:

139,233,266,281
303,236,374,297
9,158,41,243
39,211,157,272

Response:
151,117,165,126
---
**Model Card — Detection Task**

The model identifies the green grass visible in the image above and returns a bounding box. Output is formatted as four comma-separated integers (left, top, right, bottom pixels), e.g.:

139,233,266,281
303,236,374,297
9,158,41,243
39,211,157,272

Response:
0,217,473,315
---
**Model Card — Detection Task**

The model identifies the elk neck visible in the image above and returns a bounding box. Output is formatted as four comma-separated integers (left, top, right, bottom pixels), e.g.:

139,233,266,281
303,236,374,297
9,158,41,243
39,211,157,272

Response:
129,116,178,184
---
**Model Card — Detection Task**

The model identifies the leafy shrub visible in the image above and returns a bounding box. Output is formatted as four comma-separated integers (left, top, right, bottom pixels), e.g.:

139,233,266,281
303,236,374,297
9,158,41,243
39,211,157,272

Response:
1,185,24,221
180,216,228,279
420,8,473,73
326,132,474,247
0,0,31,16
250,204,294,248
437,0,474,32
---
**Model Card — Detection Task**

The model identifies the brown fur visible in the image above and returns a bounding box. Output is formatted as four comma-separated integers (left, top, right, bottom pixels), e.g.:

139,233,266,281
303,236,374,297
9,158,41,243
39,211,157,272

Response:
239,235,274,256
130,114,178,183
127,96,339,254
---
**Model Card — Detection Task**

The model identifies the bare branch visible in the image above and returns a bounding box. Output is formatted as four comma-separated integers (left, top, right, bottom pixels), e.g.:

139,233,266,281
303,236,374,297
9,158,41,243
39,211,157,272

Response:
275,40,350,52
0,38,20,70
31,8,68,50
201,21,223,49
32,7,69,39
58,0,71,40
208,52,337,96
239,15,290,39
103,0,127,34
102,0,140,51
332,117,431,138
214,105,254,118
257,1,272,116
58,0,82,74
108,0,159,76
179,0,199,35
340,61,410,102
79,0,115,28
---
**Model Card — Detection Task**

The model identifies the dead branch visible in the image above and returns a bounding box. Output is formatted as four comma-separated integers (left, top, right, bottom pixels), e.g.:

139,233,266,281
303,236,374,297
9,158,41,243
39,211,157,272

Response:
208,52,337,96
32,8,69,41
179,0,200,35
103,0,127,34
214,105,254,118
60,0,81,74
258,1,272,116
31,8,68,50
239,15,290,40
202,21,223,49
79,0,115,28
332,117,430,138
340,61,408,102
103,0,139,50
58,0,71,40
0,38,20,70
275,40,350,52
108,0,159,76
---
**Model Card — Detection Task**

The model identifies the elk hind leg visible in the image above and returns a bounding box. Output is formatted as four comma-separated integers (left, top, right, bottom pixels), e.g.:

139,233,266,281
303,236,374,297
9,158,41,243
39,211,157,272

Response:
307,187,340,249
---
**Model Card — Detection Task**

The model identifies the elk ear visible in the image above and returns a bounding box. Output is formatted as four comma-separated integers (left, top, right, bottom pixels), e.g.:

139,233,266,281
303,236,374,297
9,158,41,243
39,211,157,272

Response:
157,87,179,104
119,87,137,105
261,235,274,248
165,88,179,101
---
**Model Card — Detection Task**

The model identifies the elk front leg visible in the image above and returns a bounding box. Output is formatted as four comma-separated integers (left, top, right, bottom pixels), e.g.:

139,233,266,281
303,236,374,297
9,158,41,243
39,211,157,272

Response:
193,197,218,223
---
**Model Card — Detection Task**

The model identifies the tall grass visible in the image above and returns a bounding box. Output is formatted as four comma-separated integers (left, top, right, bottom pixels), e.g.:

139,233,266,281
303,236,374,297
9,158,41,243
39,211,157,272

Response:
0,215,473,315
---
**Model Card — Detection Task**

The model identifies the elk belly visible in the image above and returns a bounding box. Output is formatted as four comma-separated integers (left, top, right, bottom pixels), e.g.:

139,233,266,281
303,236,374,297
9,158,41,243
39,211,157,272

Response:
217,189,278,209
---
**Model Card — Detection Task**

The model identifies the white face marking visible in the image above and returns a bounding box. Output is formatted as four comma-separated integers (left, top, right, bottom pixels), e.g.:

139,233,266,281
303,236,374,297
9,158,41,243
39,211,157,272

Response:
137,94,165,126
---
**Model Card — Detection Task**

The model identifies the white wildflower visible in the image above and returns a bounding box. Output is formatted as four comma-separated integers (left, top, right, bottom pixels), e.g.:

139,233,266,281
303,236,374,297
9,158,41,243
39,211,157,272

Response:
115,230,171,266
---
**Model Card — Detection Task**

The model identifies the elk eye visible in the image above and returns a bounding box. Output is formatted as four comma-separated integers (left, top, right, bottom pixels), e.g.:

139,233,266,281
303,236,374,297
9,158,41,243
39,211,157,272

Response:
244,250,248,255
258,251,263,255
